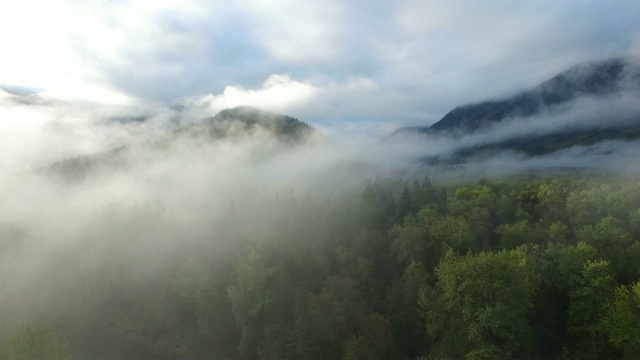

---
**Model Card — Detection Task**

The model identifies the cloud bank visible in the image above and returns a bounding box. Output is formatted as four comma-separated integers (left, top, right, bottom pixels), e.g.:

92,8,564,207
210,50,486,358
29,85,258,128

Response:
181,74,318,114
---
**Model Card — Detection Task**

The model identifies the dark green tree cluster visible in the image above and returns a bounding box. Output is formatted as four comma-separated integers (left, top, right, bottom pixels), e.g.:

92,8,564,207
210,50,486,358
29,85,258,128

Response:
199,106,320,143
220,176,640,359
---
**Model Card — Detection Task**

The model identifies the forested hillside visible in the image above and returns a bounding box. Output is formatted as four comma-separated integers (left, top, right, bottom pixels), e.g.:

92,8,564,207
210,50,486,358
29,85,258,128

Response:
183,106,322,144
392,57,640,164
2,174,640,359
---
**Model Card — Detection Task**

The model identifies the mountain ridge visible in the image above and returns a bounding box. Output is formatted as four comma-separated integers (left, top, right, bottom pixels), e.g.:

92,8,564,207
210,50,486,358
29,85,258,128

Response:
400,57,638,135
45,106,324,180
181,106,323,144
392,57,640,163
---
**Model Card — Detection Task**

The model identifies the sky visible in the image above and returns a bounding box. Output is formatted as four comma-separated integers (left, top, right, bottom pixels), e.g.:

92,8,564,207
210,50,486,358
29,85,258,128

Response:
1,0,640,130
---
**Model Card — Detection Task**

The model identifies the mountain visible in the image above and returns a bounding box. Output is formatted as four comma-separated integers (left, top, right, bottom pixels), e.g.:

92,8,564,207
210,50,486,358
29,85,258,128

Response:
45,107,323,180
44,146,130,181
393,57,640,163
430,58,634,132
184,106,322,144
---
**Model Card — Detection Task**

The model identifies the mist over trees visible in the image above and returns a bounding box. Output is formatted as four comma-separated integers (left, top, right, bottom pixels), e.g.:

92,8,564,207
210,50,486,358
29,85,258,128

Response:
2,170,640,359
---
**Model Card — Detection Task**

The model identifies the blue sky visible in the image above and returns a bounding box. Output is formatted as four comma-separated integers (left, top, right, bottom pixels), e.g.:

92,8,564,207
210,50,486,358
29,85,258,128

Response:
1,0,639,129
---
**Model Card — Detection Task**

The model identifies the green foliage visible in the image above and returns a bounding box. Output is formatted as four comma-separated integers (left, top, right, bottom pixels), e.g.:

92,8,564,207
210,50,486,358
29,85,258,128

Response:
296,277,353,358
430,215,474,253
424,248,539,359
628,208,640,240
546,241,598,289
495,220,542,249
343,313,392,360
451,185,496,248
395,186,415,222
391,208,474,271
7,325,71,360
391,209,432,265
204,106,318,143
565,260,617,358
227,250,280,358
453,185,493,209
173,259,238,358
567,184,633,228
603,281,640,357
548,221,570,244
386,261,430,357
577,217,640,282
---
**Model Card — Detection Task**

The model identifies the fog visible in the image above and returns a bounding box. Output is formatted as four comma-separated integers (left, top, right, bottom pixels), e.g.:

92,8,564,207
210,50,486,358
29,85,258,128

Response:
390,61,640,175
3,84,640,248
0,89,421,348
1,83,640,356
464,91,640,145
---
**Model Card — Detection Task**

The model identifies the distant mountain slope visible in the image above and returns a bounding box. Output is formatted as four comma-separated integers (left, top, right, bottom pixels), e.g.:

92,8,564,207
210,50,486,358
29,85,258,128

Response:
392,57,640,164
429,57,634,133
186,106,322,143
45,107,324,180
422,126,640,166
44,146,130,181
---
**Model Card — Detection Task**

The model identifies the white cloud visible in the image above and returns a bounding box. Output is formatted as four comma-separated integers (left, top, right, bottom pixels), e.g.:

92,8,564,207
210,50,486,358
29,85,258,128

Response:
0,0,216,104
0,0,135,104
238,0,344,63
184,74,318,113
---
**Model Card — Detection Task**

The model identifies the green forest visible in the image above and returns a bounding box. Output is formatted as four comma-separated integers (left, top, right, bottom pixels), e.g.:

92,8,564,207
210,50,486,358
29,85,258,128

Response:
3,174,640,359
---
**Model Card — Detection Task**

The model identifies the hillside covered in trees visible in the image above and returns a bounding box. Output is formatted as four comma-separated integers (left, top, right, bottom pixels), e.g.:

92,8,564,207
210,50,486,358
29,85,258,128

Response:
183,106,323,144
392,57,640,165
2,174,640,359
